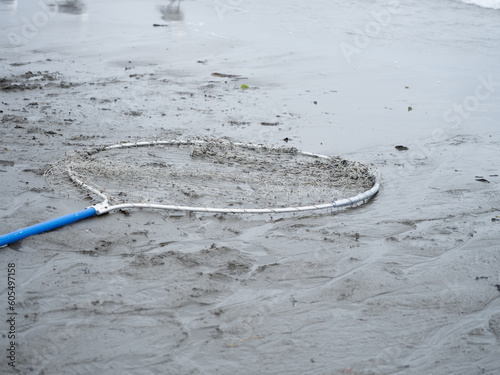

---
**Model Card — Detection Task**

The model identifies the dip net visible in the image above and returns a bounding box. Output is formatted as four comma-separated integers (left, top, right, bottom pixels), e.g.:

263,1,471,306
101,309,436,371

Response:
45,138,380,214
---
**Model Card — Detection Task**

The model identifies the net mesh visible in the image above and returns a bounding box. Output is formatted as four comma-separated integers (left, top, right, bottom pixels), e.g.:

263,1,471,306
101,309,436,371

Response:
45,139,376,211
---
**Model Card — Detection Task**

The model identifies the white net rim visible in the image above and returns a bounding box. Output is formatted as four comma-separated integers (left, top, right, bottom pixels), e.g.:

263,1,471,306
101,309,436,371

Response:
65,139,380,215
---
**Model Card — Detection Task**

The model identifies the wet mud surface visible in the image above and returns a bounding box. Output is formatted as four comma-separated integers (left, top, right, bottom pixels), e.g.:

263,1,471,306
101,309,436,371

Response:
1,1,500,374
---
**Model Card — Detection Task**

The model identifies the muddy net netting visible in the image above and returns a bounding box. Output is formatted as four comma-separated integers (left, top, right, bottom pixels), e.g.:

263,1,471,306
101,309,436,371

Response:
45,138,379,214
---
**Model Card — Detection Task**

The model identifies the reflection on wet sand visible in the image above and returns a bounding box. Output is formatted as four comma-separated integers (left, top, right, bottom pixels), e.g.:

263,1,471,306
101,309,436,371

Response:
160,0,183,21
50,0,86,15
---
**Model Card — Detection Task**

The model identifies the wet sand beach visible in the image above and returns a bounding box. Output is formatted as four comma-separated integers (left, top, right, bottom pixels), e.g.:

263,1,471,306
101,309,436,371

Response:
1,1,500,374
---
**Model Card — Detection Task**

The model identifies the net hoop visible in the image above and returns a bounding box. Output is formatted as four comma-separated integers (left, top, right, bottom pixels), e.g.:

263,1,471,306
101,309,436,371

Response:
64,139,380,215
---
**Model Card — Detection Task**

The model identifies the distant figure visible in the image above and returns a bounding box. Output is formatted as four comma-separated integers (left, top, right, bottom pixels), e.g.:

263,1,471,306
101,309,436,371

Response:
160,0,183,22
0,0,17,11
56,0,86,15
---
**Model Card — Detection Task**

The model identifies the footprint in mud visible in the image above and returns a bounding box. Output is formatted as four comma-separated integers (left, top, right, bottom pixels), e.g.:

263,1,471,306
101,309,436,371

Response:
168,245,253,270
131,246,254,279
209,273,234,283
489,313,500,339
1,114,28,124
224,260,252,275
79,240,113,256
328,277,362,302
130,253,165,267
